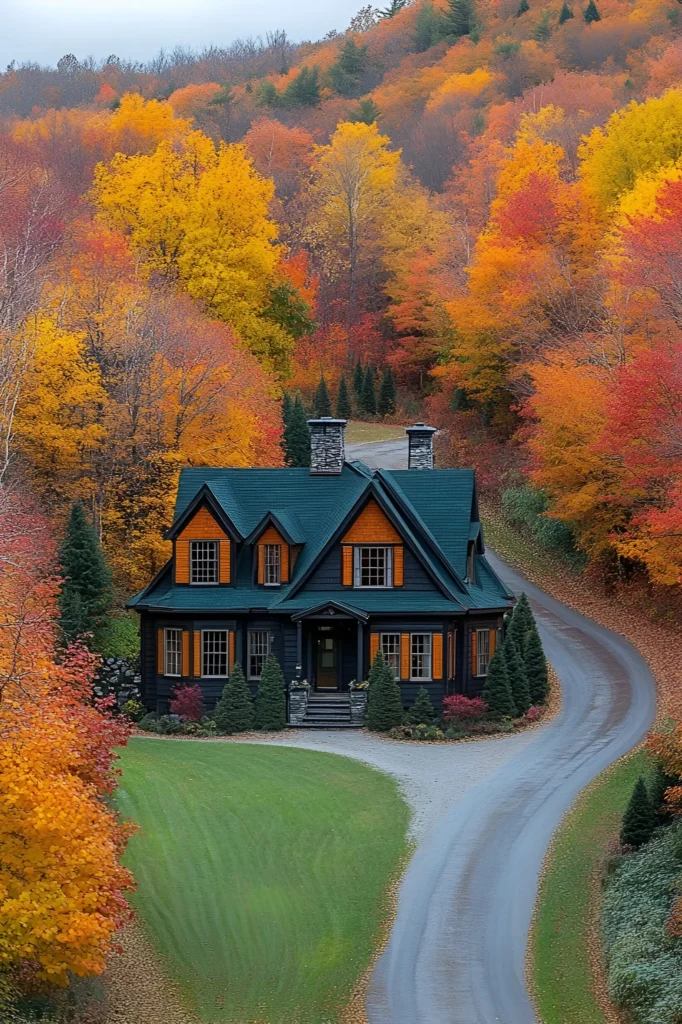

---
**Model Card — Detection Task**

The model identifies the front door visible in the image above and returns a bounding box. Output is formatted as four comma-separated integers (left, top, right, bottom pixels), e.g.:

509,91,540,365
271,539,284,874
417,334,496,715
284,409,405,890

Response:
316,630,338,690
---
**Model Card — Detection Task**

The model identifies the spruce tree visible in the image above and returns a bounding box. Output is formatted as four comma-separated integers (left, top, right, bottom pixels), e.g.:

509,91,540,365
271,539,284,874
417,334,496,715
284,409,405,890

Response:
504,633,531,716
516,0,529,13
349,98,382,125
214,662,255,734
380,0,408,15
336,373,352,419
254,655,287,730
353,358,365,408
407,686,435,725
378,367,397,418
524,627,549,705
362,365,377,417
367,652,404,731
283,395,311,467
58,503,112,649
313,373,332,417
284,66,321,107
558,1,574,21
482,647,516,718
508,592,533,650
414,1,444,50
620,777,657,848
583,0,600,21
444,0,475,37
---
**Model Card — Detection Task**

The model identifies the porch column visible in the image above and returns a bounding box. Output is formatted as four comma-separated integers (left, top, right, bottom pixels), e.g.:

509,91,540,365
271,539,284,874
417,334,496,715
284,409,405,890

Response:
356,620,364,683
296,620,302,680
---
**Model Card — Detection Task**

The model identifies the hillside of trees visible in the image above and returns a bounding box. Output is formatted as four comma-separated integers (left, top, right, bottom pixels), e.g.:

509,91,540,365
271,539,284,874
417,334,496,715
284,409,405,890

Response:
2,0,682,597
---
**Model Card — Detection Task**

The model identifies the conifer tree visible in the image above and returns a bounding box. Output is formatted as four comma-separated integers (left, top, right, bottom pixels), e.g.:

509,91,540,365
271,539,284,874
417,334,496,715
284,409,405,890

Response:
378,367,397,418
482,647,516,718
444,0,475,37
284,66,321,107
349,98,382,125
354,358,365,407
214,662,255,734
558,1,574,21
620,777,656,848
380,0,408,15
336,373,352,419
254,655,287,730
362,365,377,417
524,627,549,705
283,395,311,467
313,373,332,417
508,592,533,650
504,632,531,715
583,0,600,21
407,686,435,725
516,0,529,13
414,0,443,50
367,652,404,731
58,503,112,649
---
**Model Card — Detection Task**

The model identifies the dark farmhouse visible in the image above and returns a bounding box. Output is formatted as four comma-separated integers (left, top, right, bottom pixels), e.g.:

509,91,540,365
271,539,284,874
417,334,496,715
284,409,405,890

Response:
129,419,514,723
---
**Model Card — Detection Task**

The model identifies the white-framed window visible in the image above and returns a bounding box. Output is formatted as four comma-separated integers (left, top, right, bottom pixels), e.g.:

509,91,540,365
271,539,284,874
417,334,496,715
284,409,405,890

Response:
476,628,491,677
354,546,393,588
264,544,281,585
190,540,219,584
164,627,182,677
411,633,432,680
202,630,228,677
248,630,271,680
381,633,401,679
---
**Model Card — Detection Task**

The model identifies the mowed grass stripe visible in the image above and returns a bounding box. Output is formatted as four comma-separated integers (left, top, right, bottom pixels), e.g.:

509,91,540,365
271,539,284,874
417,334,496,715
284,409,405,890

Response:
117,739,409,1023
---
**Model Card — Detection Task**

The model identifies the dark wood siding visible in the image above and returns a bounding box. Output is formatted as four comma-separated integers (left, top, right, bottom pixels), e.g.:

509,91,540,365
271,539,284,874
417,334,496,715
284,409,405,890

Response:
303,544,439,593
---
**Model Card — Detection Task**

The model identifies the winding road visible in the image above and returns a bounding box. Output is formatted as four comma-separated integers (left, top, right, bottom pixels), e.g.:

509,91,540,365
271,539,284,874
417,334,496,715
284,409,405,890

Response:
345,437,657,1024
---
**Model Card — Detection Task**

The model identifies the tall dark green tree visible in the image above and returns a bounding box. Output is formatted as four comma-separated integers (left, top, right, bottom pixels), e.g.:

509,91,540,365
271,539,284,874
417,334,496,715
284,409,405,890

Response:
443,0,475,37
58,503,112,649
508,592,533,650
254,655,287,730
329,38,368,96
380,0,409,15
620,777,656,848
283,395,311,467
407,686,435,725
353,358,365,406
504,632,531,715
524,626,549,704
583,0,600,21
284,66,321,106
516,0,529,13
313,373,332,417
214,662,255,734
349,98,382,124
377,367,397,418
558,1,574,21
367,652,404,731
362,365,377,417
414,1,444,50
336,373,352,419
482,647,516,718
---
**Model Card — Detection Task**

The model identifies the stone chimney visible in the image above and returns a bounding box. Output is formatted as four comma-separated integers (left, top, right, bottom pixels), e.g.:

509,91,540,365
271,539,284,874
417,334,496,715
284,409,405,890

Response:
406,423,437,470
308,417,347,475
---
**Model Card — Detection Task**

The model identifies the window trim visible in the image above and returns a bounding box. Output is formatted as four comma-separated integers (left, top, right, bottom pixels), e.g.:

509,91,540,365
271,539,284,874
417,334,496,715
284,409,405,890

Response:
410,632,432,681
353,545,393,589
189,539,220,586
247,629,272,680
380,632,401,680
201,628,229,678
263,543,281,586
475,628,491,678
164,627,182,677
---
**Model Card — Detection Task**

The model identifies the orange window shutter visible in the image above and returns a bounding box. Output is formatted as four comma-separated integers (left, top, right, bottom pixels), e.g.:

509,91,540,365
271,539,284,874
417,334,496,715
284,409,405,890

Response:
281,545,290,583
342,545,353,586
157,629,165,674
182,630,190,676
471,630,478,677
193,631,201,678
393,546,404,586
257,544,265,584
432,633,443,679
219,541,230,583
489,628,497,657
400,634,410,681
370,632,380,664
175,540,190,583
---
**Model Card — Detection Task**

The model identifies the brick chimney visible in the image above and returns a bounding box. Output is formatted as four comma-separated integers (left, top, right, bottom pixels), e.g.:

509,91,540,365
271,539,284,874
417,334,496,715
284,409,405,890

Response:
406,423,437,470
308,417,347,475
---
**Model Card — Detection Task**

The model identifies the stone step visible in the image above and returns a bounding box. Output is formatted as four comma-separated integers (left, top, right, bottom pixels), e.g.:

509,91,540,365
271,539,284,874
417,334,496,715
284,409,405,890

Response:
291,721,362,729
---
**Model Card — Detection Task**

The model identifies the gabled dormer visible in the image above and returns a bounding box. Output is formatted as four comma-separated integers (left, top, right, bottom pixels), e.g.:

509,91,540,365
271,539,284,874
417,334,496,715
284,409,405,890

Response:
165,485,240,586
246,511,305,588
340,498,404,588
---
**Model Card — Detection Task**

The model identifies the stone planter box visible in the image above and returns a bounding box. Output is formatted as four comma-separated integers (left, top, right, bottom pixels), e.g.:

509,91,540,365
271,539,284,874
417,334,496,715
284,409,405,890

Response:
349,689,368,725
288,684,310,725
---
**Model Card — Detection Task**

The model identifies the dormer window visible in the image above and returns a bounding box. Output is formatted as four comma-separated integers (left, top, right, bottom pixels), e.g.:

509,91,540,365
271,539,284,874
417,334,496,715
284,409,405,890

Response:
190,540,219,584
354,546,393,588
264,544,281,586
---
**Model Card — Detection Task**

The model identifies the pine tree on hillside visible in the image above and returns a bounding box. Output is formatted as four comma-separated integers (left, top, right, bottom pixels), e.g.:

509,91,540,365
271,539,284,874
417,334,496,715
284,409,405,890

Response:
214,662,255,734
283,395,311,467
407,686,435,725
503,632,531,716
367,652,404,731
414,0,444,50
516,0,529,14
284,66,321,107
482,647,516,718
533,10,552,40
380,0,409,15
254,655,287,730
362,365,377,417
58,503,112,649
354,358,365,407
378,367,397,418
336,373,352,419
558,1,574,21
620,777,656,848
349,97,382,125
524,626,549,705
583,0,600,21
444,0,475,37
313,373,332,417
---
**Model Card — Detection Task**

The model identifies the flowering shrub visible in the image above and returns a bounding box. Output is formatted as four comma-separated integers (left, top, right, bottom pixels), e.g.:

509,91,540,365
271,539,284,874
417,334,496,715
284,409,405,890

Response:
121,698,146,722
525,705,544,723
442,695,488,721
169,684,203,722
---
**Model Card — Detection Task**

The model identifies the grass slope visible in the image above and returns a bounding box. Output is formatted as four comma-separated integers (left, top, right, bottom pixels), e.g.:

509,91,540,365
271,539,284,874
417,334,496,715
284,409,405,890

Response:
117,738,409,1023
532,751,650,1024
344,421,406,444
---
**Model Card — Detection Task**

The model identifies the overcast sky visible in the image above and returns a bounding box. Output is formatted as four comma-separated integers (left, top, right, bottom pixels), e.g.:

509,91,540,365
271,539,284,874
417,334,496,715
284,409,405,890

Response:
2,0,363,69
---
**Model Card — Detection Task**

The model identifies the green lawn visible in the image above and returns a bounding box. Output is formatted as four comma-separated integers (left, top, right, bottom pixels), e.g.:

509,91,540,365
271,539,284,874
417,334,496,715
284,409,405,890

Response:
532,751,649,1024
117,738,409,1023
344,421,406,444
